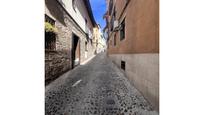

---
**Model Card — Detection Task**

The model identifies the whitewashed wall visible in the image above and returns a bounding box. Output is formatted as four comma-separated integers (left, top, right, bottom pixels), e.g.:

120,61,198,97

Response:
60,0,93,33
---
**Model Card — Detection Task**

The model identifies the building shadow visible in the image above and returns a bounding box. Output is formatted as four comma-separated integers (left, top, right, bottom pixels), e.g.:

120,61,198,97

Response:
45,0,67,26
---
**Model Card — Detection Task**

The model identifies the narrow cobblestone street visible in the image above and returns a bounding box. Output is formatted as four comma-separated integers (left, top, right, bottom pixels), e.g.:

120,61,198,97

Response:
45,53,158,115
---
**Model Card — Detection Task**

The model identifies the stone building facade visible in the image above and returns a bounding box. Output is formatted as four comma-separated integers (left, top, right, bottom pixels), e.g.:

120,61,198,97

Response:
45,0,96,85
93,24,107,54
104,0,159,112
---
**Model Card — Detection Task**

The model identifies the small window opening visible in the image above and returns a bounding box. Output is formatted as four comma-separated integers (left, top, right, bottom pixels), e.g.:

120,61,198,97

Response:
85,18,87,24
121,60,126,70
120,18,125,41
72,0,77,11
85,41,88,51
114,34,116,46
45,15,56,50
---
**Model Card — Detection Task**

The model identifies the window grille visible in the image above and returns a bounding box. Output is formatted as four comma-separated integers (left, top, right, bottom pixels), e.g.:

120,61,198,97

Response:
45,32,56,50
45,15,56,50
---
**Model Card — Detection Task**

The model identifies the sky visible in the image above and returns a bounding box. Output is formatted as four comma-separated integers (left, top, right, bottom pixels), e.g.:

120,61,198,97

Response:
90,0,106,30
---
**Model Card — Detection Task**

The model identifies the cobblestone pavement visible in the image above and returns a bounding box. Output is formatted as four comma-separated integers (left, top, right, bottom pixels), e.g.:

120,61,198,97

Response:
45,53,158,115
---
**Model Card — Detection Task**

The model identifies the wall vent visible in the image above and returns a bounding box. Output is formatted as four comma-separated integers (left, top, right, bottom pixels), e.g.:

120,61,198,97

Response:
121,60,125,70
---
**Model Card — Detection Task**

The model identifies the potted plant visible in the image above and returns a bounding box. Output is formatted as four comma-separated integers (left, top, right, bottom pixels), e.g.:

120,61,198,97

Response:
45,22,58,34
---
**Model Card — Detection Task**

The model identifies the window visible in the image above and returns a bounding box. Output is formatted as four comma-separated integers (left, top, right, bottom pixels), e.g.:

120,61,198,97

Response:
120,18,125,41
113,8,116,19
45,15,56,50
72,0,76,11
111,17,114,31
85,41,88,51
111,8,116,32
114,34,116,46
90,39,93,45
45,15,55,25
96,39,98,46
121,61,126,70
45,33,56,50
85,18,87,24
109,0,113,13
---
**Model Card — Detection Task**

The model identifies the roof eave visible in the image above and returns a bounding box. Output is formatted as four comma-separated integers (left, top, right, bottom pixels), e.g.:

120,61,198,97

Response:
84,0,97,27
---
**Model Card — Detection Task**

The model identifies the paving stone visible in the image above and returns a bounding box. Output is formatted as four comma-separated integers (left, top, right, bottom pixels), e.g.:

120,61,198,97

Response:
45,53,158,115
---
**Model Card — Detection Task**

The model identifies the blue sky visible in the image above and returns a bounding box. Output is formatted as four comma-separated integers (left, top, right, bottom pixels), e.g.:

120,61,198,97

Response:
90,0,106,29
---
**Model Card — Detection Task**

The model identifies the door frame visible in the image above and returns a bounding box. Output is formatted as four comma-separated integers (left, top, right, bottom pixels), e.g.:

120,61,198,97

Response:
71,33,80,69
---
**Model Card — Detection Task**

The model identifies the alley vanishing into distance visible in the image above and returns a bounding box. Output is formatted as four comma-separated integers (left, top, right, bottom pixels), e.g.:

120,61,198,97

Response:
45,0,159,114
45,53,158,115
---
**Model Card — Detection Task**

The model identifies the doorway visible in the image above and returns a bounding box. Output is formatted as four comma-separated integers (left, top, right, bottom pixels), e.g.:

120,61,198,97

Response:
72,34,80,68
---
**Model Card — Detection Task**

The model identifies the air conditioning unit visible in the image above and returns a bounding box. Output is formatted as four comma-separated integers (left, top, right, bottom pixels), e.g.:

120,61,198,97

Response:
113,20,119,30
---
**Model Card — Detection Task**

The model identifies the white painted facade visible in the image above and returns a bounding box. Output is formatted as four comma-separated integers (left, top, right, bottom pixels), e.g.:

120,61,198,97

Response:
60,0,94,35
96,27,107,53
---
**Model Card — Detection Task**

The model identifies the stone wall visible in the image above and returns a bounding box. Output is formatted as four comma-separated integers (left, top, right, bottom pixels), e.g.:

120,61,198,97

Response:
45,50,71,85
45,0,96,84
